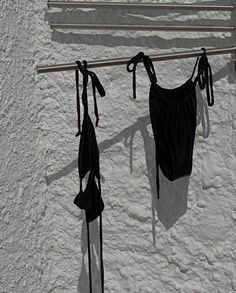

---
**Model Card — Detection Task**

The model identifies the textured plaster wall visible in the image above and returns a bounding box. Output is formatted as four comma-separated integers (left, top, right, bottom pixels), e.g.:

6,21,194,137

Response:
0,0,236,292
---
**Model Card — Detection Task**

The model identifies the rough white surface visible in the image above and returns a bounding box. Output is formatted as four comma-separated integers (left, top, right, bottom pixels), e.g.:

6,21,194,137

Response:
0,0,236,292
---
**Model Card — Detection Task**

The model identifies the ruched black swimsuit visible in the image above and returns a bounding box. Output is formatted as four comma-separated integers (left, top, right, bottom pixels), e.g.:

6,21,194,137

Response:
127,49,214,198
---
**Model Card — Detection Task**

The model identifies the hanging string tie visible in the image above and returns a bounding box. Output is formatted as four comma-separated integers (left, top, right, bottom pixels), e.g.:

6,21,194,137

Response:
126,51,145,99
195,48,214,106
75,61,82,137
89,71,106,127
81,61,89,111
78,60,105,127
75,60,87,137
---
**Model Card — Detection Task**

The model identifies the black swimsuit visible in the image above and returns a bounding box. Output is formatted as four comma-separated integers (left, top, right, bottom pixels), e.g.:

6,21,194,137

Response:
127,49,214,198
73,61,105,293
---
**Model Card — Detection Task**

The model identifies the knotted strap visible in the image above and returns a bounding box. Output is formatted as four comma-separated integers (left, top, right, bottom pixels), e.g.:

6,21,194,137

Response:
127,52,158,99
89,70,106,126
126,52,145,99
194,48,214,106
75,65,81,137
75,61,106,136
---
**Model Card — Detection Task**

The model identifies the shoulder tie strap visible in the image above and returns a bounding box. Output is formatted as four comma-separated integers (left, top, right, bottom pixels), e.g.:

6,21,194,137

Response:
126,52,145,99
82,61,89,114
142,55,157,84
190,56,200,81
78,60,105,126
88,70,106,127
75,60,86,137
127,52,157,99
194,48,214,107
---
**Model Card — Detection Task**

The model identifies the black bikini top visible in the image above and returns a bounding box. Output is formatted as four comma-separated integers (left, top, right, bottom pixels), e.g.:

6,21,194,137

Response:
74,60,106,222
127,48,214,107
73,61,105,293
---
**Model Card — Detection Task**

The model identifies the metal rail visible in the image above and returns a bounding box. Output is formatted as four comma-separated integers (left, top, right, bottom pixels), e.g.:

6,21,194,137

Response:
50,23,235,32
47,1,235,11
37,46,236,74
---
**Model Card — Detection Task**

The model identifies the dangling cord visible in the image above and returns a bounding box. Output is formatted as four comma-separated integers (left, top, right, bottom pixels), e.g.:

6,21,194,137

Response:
86,220,92,293
126,52,145,99
75,60,87,136
92,79,99,126
75,68,81,137
89,71,106,127
195,48,214,106
81,61,89,115
98,178,104,293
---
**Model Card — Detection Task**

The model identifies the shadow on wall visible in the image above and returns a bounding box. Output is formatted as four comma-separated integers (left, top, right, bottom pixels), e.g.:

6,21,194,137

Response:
43,63,232,292
77,218,102,293
44,63,230,224
44,2,235,292
44,83,213,293
45,0,235,68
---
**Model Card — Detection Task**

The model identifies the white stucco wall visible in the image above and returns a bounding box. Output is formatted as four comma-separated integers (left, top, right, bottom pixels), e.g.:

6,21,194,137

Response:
1,0,236,292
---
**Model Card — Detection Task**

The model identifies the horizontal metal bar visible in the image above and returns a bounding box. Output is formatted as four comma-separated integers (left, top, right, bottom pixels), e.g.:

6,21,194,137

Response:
37,46,236,74
50,23,235,32
47,1,235,11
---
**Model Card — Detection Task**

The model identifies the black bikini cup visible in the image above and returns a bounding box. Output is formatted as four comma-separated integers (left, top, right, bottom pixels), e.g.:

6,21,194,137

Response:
74,171,104,223
74,114,104,222
78,114,100,181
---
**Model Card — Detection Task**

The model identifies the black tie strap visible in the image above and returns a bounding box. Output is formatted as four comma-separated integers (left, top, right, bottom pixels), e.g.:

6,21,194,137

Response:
75,61,106,136
75,60,88,137
89,70,106,126
127,52,157,99
194,48,214,107
75,68,81,137
126,52,145,99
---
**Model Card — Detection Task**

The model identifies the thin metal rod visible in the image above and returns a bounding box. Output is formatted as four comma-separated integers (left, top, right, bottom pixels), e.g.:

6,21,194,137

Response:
37,46,236,74
50,23,235,32
47,1,235,11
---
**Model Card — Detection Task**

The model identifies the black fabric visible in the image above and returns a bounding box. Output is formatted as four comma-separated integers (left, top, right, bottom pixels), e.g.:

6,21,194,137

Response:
73,60,105,293
127,48,214,199
194,48,214,106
